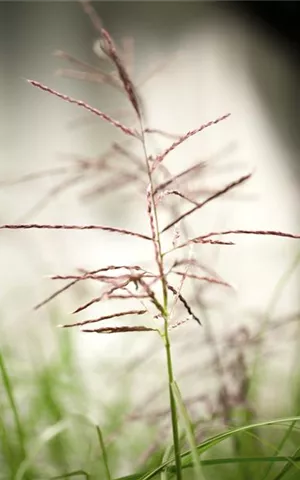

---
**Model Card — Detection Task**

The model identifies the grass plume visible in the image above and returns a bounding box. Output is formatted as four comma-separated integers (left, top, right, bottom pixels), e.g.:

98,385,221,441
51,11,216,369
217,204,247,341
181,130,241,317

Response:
2,3,300,479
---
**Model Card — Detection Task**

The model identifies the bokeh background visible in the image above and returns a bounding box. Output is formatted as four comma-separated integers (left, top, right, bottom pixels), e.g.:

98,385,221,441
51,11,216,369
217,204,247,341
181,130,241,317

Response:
1,1,300,479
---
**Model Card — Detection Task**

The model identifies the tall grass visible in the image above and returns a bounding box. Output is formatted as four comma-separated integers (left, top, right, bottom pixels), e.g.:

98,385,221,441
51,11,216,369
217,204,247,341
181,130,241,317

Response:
1,1,300,479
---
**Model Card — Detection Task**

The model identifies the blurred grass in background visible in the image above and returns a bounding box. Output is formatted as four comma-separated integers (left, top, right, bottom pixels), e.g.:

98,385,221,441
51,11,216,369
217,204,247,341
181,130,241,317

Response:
1,266,300,480
0,309,161,479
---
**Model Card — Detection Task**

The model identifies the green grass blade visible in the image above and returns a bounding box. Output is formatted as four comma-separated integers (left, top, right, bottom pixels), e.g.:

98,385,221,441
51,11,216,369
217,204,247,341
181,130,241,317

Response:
96,425,112,480
273,446,300,480
0,390,16,476
0,350,26,459
138,416,300,480
249,250,300,397
261,419,298,480
48,470,90,479
176,455,300,471
171,381,204,479
113,475,145,480
160,443,174,480
114,455,300,480
15,420,69,480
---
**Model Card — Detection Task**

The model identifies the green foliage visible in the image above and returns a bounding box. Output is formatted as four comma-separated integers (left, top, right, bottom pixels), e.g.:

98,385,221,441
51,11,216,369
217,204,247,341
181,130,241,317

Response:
1,308,300,480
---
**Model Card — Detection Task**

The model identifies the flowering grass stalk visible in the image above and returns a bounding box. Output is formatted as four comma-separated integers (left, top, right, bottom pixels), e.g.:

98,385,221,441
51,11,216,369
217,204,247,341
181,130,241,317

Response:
3,3,300,479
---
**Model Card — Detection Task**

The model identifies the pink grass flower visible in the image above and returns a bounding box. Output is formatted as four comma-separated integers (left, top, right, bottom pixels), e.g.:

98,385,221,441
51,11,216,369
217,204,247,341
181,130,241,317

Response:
152,113,231,171
27,79,138,137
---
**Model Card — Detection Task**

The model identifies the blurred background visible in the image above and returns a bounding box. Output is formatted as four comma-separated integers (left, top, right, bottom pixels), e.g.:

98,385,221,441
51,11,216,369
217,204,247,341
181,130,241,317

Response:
1,1,300,479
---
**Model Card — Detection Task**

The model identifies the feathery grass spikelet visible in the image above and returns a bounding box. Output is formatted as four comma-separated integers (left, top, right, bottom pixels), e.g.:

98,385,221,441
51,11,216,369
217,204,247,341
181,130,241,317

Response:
196,229,300,242
172,224,181,250
167,283,201,325
161,172,252,233
52,273,145,282
112,142,146,173
58,309,147,329
79,0,103,34
153,159,207,196
54,49,97,68
0,223,152,240
146,184,162,277
169,254,190,322
17,175,82,223
152,113,231,171
55,68,123,90
172,271,232,289
27,80,138,137
81,325,156,334
34,278,80,311
155,189,200,207
0,167,68,186
35,266,145,311
72,278,137,314
101,28,141,118
144,127,182,140
51,265,146,281
137,277,165,316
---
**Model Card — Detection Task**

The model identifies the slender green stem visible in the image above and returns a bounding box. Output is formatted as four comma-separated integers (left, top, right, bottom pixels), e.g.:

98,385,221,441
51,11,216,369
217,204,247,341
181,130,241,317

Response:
171,380,203,479
139,123,167,303
139,119,182,479
161,443,175,480
96,425,112,480
163,316,182,480
0,351,26,462
261,418,298,480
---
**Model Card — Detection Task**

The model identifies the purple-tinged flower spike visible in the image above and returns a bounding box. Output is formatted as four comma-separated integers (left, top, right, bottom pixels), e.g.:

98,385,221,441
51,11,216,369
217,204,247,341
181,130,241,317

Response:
27,79,138,138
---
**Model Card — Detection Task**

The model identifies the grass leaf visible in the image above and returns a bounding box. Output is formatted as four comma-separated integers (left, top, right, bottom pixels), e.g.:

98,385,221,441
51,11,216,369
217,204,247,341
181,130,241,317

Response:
139,416,300,480
171,381,204,479
96,425,112,480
